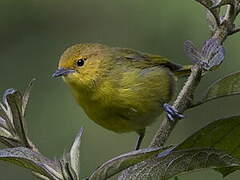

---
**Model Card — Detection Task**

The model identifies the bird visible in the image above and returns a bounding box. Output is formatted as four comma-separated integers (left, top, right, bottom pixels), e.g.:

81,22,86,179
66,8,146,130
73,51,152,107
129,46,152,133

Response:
52,43,191,150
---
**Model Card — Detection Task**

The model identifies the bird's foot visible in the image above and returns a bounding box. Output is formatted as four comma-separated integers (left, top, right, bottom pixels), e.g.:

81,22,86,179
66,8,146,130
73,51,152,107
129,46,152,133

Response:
163,103,184,121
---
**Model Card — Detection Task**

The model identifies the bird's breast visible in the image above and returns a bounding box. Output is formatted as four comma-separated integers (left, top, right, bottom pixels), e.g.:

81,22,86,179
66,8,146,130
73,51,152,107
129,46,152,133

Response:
67,66,176,133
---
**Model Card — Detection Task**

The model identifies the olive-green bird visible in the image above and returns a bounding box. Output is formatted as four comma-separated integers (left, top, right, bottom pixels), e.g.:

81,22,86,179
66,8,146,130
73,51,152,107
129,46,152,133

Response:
52,43,191,149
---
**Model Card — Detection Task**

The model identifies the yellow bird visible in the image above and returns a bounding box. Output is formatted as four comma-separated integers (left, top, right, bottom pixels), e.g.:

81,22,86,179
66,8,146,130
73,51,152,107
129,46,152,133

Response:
52,43,191,149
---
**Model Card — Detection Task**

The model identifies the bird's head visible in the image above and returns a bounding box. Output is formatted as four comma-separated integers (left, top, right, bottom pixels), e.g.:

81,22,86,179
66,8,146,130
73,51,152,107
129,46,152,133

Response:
52,43,111,88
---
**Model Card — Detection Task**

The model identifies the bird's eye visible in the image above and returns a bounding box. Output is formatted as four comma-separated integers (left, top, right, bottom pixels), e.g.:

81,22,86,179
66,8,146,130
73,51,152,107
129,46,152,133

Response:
76,59,86,67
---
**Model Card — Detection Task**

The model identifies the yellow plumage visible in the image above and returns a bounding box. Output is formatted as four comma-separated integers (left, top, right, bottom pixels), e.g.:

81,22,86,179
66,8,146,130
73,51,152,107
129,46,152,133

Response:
53,43,191,149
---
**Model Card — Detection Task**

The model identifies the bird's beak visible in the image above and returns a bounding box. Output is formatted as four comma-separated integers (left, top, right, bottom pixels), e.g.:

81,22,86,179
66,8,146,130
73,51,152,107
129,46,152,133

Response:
52,68,75,78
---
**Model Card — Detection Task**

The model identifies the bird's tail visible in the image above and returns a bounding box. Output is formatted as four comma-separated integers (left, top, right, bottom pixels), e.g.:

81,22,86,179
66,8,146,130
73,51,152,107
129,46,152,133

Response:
173,65,192,78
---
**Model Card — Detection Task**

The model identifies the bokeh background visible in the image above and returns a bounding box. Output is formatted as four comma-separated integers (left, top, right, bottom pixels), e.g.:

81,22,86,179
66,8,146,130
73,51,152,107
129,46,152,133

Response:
0,0,240,179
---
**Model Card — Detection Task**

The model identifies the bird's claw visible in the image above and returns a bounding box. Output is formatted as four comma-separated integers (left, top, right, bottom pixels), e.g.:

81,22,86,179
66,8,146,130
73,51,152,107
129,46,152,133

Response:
163,103,184,121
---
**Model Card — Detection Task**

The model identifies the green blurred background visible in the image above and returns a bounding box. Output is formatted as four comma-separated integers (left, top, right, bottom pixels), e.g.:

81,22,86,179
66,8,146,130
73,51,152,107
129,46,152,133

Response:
0,0,240,179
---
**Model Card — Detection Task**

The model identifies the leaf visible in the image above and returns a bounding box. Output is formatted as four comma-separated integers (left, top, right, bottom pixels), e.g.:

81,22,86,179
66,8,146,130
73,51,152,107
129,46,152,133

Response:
3,88,31,147
0,80,35,148
120,115,240,179
207,45,224,69
69,128,83,179
195,0,220,25
0,108,9,130
60,158,78,180
206,9,217,32
0,127,12,138
184,38,224,71
60,128,84,180
216,166,239,177
0,136,21,148
0,147,63,180
32,172,51,180
119,148,238,180
5,90,25,138
195,0,218,8
201,38,224,70
177,115,240,151
202,71,240,103
89,146,172,180
177,115,240,177
195,0,232,9
22,79,35,116
211,0,236,8
184,40,203,64
1,90,16,134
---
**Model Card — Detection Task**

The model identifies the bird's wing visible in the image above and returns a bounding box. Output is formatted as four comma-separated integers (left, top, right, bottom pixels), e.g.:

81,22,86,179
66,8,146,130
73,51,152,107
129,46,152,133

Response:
113,47,191,76
147,54,192,77
145,54,183,71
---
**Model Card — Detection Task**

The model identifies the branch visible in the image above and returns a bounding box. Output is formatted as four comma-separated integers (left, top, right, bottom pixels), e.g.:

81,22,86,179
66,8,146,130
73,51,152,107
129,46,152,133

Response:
118,1,240,179
150,65,202,147
150,0,240,149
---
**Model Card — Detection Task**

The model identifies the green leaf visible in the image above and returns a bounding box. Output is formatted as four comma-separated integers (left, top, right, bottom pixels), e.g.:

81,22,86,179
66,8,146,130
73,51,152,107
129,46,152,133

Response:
0,80,35,148
0,127,12,138
0,136,20,148
120,115,240,179
0,107,9,130
177,115,240,151
195,0,221,26
177,115,240,177
119,148,238,180
60,158,78,180
216,166,239,177
89,146,172,180
69,128,83,179
60,128,84,180
22,79,35,116
206,9,217,33
1,90,16,134
195,0,232,8
3,88,31,148
203,71,240,103
195,0,216,8
32,172,52,180
0,147,63,180
184,38,224,71
5,90,25,139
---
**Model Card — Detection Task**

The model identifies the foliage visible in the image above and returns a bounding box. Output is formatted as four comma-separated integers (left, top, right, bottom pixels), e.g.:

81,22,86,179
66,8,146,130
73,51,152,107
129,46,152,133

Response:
0,0,240,180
